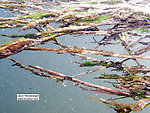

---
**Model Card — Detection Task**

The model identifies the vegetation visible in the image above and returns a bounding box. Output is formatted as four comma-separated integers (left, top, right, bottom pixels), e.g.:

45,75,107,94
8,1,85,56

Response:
0,0,150,112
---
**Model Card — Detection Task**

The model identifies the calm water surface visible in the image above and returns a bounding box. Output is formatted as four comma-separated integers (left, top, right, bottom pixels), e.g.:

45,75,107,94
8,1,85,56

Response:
0,8,150,113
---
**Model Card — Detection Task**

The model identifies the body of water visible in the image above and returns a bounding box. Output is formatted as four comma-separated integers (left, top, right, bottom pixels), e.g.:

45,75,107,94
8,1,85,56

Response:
0,6,150,113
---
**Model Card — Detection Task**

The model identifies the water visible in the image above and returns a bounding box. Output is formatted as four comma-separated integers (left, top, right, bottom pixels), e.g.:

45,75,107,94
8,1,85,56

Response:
0,36,113,113
0,7,150,113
